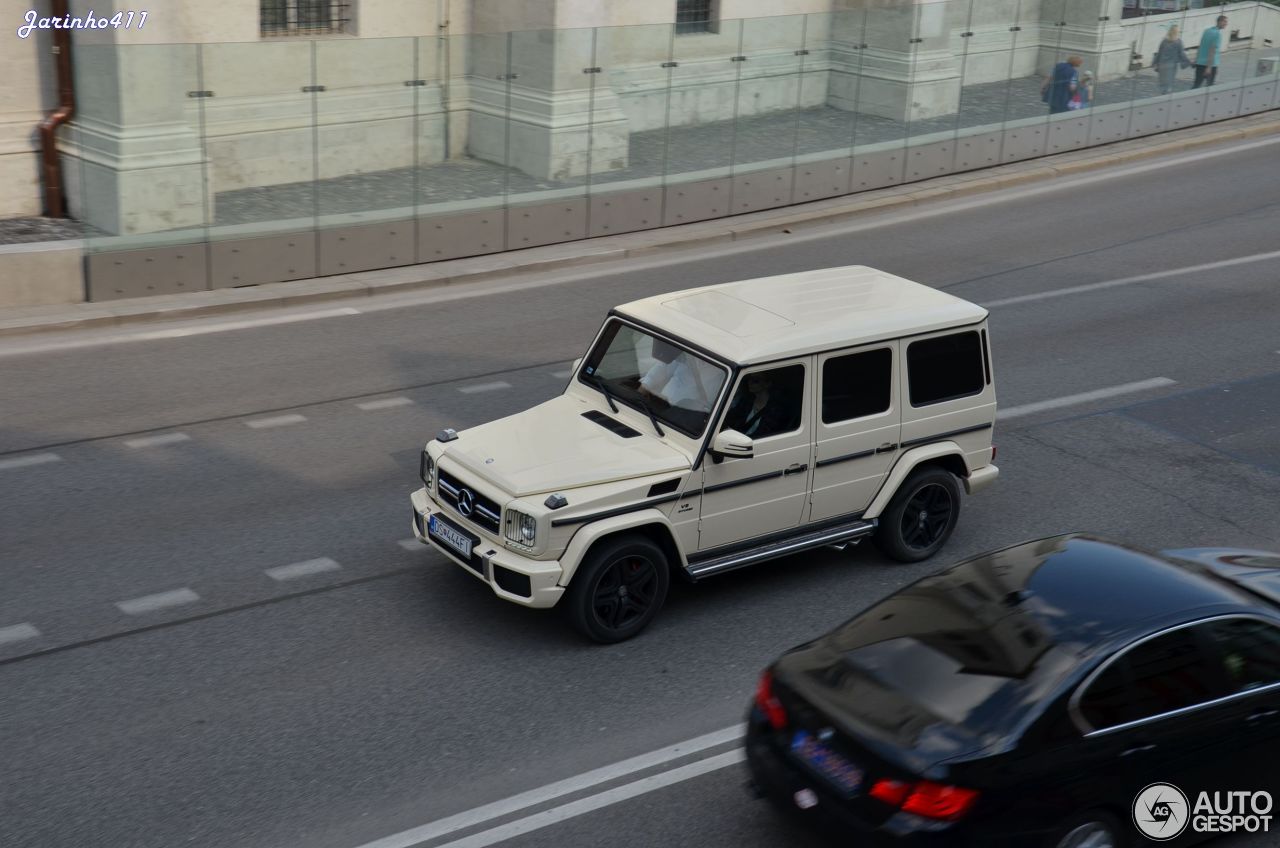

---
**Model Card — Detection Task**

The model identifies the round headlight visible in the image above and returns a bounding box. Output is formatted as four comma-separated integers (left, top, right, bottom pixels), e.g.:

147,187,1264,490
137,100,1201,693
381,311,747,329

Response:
520,516,536,542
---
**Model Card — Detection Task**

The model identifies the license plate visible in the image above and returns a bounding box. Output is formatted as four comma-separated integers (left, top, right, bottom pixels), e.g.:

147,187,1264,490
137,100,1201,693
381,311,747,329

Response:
790,730,863,795
428,514,473,559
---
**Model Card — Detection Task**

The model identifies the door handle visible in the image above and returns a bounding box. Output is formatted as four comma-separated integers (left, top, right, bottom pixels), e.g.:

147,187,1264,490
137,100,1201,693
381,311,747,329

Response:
784,463,808,476
1247,708,1280,723
1120,743,1156,757
875,442,898,453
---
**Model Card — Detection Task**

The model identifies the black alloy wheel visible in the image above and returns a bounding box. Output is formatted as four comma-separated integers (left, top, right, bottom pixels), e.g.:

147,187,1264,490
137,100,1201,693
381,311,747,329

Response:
565,535,670,643
874,466,961,563
901,482,954,551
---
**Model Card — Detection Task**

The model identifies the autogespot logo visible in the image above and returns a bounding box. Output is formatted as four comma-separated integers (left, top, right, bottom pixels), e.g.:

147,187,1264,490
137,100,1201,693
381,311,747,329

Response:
1133,783,1189,841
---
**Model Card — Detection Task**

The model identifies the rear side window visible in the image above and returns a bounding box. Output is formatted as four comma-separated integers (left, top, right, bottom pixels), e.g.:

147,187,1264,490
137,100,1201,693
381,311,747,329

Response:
1204,618,1280,692
822,348,892,424
1079,628,1231,730
906,331,984,407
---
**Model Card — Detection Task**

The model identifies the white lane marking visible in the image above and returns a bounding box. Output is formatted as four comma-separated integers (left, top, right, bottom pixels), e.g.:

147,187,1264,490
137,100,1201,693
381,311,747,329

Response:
986,249,1280,308
0,452,62,471
246,414,307,429
124,432,191,449
0,308,362,358
458,381,512,395
132,308,362,339
357,397,414,411
999,377,1176,421
115,588,200,615
432,750,746,848
551,370,572,379
0,623,41,646
265,557,341,582
352,724,745,848
398,538,424,551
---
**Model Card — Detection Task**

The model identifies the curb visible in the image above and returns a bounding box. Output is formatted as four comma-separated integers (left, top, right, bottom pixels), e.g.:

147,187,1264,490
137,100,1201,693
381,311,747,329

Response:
3,111,1279,339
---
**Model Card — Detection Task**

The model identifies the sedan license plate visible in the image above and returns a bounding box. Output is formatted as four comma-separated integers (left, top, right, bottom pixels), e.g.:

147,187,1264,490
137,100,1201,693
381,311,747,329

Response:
790,730,863,796
428,514,473,559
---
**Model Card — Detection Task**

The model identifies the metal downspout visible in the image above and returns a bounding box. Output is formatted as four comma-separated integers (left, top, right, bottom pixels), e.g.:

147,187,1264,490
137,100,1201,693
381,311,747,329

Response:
38,0,75,218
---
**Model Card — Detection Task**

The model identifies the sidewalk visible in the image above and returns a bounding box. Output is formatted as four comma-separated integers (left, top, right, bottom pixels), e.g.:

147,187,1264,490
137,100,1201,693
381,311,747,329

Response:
2,109,1278,338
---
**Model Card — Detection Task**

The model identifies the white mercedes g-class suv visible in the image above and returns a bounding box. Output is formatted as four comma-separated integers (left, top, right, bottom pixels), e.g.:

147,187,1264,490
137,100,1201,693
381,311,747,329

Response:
410,266,998,642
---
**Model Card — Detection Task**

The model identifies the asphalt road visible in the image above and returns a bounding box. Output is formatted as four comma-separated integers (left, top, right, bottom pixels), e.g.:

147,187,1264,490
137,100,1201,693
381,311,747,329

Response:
2,136,1280,848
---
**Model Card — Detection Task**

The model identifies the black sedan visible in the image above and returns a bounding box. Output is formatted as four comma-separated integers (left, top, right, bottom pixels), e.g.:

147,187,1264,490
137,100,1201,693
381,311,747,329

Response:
745,535,1280,847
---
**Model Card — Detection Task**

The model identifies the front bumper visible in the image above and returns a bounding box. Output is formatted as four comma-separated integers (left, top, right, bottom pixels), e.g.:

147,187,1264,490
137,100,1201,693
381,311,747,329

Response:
409,487,565,609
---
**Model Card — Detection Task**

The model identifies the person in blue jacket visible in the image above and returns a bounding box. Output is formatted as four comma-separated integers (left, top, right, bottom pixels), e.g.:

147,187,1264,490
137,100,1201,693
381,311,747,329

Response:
1042,55,1082,114
1194,15,1229,89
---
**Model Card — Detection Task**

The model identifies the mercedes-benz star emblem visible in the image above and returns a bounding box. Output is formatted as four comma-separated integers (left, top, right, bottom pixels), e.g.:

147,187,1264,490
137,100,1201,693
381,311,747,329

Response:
457,489,475,517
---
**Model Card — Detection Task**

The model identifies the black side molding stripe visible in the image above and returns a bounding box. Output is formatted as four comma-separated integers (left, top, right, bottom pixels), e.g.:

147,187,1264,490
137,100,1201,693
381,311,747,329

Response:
815,449,875,468
703,468,785,495
550,493,680,527
900,422,992,449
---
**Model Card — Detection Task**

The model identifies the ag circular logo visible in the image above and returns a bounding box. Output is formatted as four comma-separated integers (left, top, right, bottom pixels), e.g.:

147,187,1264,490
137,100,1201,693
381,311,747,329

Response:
1133,783,1190,841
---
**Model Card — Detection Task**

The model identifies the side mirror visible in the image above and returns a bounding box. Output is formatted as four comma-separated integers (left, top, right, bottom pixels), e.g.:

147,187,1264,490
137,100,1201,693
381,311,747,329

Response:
710,429,754,463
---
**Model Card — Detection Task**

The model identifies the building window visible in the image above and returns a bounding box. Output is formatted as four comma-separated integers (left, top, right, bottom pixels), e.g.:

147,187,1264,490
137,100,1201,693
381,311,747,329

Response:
261,1,350,36
675,0,714,35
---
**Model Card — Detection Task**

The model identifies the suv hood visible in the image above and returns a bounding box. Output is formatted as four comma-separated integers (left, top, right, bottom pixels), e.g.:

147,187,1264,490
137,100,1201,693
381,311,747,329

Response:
443,394,691,497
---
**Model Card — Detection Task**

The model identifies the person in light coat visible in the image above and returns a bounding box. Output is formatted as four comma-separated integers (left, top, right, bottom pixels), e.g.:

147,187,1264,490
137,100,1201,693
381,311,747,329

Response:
1153,25,1191,94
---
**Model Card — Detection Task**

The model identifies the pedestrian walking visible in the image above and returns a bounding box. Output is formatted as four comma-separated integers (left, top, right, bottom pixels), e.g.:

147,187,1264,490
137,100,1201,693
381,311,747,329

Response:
1193,15,1228,89
1153,25,1191,94
1042,55,1082,114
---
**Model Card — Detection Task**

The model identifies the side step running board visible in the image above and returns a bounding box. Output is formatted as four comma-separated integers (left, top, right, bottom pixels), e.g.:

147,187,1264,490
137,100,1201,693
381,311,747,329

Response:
686,519,878,580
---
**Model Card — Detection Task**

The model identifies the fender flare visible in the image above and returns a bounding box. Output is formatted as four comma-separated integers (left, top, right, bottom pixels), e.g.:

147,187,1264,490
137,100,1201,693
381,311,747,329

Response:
863,442,965,519
556,508,684,586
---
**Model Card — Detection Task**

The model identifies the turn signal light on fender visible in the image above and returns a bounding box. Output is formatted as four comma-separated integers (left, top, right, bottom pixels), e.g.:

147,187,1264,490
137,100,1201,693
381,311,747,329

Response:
754,670,787,730
870,778,980,822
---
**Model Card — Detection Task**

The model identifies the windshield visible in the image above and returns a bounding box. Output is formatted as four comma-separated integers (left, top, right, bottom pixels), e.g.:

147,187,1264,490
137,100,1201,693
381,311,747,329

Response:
579,320,729,438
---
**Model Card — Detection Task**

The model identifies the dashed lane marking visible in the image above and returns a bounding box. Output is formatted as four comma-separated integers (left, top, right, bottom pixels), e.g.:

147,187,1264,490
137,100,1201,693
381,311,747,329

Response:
265,558,342,582
0,624,41,646
246,414,308,429
124,432,191,449
0,453,61,471
458,381,512,395
115,588,201,616
357,397,415,411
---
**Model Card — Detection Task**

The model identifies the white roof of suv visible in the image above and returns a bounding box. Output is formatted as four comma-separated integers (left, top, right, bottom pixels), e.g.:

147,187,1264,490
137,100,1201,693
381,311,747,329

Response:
615,265,988,365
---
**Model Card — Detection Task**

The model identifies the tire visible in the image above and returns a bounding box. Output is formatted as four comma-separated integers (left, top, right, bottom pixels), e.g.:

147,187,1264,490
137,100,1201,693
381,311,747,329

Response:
1045,810,1126,848
564,534,670,644
873,466,961,563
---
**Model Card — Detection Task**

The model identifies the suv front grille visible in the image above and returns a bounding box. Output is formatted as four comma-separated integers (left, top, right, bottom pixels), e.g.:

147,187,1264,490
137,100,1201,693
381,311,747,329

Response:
436,469,502,535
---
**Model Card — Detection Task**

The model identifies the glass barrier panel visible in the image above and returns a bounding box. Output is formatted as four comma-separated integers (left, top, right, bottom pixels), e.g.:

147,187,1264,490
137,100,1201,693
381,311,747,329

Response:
732,15,806,174
589,22,676,191
906,0,964,146
792,10,856,171
76,42,208,253
312,37,417,223
200,40,316,240
665,17,745,181
952,0,1013,172
413,31,509,262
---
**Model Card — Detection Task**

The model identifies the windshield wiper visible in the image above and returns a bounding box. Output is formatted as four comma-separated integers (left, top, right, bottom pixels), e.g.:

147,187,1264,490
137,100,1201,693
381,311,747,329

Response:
591,375,620,413
634,395,665,438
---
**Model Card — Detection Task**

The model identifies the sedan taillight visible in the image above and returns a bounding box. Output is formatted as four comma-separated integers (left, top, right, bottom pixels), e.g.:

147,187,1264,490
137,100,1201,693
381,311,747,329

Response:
870,778,979,822
754,670,787,730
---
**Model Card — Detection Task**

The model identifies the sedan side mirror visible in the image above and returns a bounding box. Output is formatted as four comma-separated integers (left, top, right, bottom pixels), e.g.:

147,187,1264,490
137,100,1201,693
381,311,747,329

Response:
710,429,754,463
